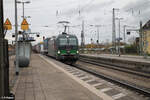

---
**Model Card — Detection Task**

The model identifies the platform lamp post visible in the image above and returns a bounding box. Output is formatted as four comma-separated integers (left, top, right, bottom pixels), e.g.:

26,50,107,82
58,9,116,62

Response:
17,1,31,64
16,1,30,19
17,0,30,39
123,25,127,54
116,18,123,57
15,0,20,75
123,25,127,44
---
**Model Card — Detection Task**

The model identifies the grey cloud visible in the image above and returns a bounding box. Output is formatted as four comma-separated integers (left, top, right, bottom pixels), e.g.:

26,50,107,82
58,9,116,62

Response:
123,0,150,25
81,0,115,13
4,0,150,44
61,0,115,19
123,0,150,11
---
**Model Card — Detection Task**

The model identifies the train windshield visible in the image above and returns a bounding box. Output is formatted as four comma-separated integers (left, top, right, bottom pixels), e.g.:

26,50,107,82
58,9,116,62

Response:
59,38,68,45
69,38,77,45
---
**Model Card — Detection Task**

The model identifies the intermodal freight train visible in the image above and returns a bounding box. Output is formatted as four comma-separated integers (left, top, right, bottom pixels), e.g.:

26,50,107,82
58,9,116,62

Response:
34,32,79,64
32,42,44,53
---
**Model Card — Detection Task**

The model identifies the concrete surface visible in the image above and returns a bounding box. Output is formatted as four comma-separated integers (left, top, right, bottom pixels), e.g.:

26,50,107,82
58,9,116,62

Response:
12,54,103,100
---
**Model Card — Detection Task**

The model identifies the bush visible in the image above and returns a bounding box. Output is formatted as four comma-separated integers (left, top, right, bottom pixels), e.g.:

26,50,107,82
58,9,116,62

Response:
125,44,138,54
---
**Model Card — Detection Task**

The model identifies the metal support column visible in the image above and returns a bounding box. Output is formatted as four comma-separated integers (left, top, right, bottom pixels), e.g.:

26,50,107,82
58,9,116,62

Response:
0,0,5,97
22,2,25,18
112,8,119,54
139,21,143,56
112,8,116,54
123,25,126,43
81,20,85,53
123,25,126,54
0,0,4,38
118,19,121,57
0,0,15,99
96,26,100,44
116,18,123,57
15,0,19,75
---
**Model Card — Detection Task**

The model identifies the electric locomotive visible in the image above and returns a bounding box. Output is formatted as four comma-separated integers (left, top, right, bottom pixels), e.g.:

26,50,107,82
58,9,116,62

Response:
47,32,79,64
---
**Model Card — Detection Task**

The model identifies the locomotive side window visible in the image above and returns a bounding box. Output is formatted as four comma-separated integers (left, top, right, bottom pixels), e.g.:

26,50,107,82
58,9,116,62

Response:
59,38,68,45
69,38,77,45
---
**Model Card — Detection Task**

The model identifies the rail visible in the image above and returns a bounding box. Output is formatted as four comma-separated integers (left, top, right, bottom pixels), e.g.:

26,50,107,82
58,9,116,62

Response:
72,64,150,97
79,56,150,78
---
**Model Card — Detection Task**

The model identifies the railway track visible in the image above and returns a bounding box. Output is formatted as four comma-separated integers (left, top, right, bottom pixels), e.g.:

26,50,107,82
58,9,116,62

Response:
79,57,150,78
70,57,150,97
45,55,150,97
72,63,150,97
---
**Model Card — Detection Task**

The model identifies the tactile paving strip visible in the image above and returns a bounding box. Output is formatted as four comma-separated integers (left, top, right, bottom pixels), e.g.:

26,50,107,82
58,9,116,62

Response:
62,66,128,100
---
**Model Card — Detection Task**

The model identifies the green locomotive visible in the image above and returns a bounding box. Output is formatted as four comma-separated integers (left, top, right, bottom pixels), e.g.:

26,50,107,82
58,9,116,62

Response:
46,32,79,64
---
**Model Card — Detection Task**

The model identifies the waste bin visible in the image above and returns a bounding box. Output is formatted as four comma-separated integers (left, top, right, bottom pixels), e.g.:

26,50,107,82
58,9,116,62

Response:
18,42,31,67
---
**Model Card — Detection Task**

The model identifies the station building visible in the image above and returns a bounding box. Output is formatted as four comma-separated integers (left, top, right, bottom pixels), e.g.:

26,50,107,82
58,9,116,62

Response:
142,20,150,54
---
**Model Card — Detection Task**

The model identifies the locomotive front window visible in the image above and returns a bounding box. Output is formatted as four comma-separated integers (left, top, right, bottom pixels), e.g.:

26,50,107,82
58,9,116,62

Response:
59,38,68,45
69,38,77,45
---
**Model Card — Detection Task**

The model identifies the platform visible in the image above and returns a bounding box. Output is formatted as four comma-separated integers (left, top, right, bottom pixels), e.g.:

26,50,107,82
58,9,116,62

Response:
80,54,150,72
81,54,150,64
10,54,104,100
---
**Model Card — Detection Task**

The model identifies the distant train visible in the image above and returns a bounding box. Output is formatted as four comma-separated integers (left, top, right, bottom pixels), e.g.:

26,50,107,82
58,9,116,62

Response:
33,32,79,64
32,42,44,53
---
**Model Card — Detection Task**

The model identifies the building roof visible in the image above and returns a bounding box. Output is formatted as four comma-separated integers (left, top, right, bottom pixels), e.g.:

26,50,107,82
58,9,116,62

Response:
143,20,150,30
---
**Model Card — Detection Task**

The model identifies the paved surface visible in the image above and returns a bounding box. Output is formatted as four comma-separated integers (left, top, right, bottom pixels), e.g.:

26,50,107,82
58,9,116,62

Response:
81,54,150,63
9,56,17,90
12,54,102,100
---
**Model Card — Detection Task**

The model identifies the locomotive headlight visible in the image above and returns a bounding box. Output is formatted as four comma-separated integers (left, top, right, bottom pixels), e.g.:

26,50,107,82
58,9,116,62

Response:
57,50,61,54
77,50,79,54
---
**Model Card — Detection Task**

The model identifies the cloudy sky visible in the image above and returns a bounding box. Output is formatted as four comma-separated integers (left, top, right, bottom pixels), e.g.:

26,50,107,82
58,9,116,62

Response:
3,0,150,44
